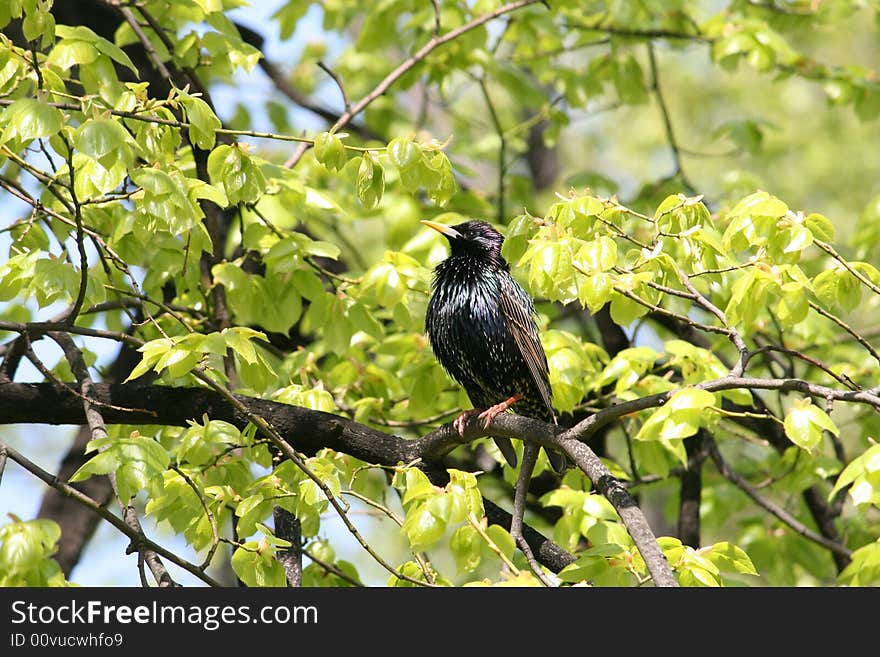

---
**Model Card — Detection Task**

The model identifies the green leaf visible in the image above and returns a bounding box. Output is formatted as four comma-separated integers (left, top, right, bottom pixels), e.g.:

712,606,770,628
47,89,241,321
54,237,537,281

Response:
635,389,715,442
0,518,66,586
47,39,99,69
727,191,788,221
784,399,838,453
609,292,648,326
356,153,384,209
313,131,347,171
571,195,605,219
701,542,759,577
804,213,834,243
829,442,880,510
426,151,455,206
55,25,137,73
70,434,170,501
387,561,433,587
393,467,436,506
387,136,422,175
483,525,516,562
724,268,776,328
667,388,716,412
207,144,267,205
181,93,221,150
292,269,326,300
361,261,406,308
74,118,134,169
813,267,861,313
22,1,55,45
224,326,268,365
837,541,880,586
304,239,341,260
1,98,64,146
401,503,446,551
776,282,808,325
613,54,647,105
450,525,482,573
29,258,79,308
577,272,613,313
125,337,173,382
231,541,287,587
577,236,618,272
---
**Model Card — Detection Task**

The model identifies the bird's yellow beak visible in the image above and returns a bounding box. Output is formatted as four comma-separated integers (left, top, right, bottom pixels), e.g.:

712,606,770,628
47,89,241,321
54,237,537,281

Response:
421,220,461,239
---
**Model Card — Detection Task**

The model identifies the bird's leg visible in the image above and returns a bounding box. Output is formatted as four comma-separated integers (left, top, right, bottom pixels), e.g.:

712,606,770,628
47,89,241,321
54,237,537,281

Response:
477,393,522,428
511,442,557,587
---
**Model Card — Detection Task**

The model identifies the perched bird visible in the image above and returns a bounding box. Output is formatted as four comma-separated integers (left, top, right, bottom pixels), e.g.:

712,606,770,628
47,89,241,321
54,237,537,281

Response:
422,219,564,472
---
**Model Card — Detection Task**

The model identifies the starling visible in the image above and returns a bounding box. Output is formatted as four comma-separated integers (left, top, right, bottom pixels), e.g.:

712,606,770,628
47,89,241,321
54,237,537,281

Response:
422,219,564,472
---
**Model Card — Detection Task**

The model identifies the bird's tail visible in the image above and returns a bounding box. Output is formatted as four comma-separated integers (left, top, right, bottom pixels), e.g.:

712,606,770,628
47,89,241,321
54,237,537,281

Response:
494,437,567,474
494,437,518,468
546,448,567,474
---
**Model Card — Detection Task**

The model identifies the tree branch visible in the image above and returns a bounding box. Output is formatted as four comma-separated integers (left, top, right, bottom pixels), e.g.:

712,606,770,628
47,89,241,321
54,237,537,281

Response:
273,507,303,587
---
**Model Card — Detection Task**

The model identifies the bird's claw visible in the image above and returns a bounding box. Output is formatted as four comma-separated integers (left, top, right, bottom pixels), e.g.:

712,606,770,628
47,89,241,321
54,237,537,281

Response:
477,393,523,429
455,394,523,434
454,409,481,436
477,407,502,429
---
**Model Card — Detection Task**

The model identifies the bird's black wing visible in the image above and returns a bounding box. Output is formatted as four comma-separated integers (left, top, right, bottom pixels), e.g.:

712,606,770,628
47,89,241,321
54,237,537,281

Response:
498,275,554,418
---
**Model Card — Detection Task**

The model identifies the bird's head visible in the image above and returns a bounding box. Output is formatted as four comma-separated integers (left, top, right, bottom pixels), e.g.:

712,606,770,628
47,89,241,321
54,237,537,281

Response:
421,219,505,263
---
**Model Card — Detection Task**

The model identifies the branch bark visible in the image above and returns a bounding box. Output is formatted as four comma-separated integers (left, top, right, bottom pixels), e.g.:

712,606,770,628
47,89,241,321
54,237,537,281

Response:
273,507,303,587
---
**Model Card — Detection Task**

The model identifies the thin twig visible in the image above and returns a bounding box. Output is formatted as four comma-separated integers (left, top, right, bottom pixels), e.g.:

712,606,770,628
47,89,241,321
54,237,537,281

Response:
477,77,507,224
814,239,880,299
706,436,852,559
284,0,546,167
647,42,695,192
317,61,351,114
467,512,520,574
430,0,442,38
509,443,557,586
57,134,90,325
302,546,363,587
675,266,749,374
171,464,221,571
112,2,174,82
809,301,880,365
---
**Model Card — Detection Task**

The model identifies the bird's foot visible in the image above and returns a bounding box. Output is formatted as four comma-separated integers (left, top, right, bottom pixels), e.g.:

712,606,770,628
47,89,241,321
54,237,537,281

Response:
477,393,522,429
453,409,483,436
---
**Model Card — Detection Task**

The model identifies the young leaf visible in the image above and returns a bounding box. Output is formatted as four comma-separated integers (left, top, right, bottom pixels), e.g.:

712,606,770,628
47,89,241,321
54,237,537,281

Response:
784,399,838,453
357,153,384,209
